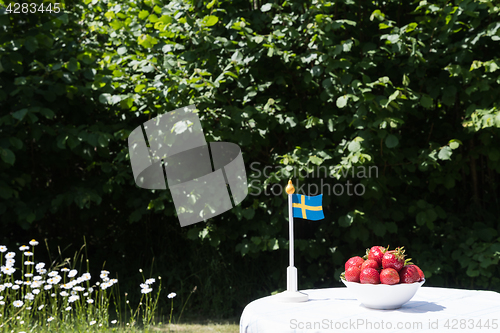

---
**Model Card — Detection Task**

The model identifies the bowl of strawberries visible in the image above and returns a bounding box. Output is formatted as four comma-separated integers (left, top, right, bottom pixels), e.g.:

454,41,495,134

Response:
340,246,425,310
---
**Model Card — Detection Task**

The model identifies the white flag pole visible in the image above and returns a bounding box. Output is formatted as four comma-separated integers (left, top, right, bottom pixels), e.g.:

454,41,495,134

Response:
276,179,308,302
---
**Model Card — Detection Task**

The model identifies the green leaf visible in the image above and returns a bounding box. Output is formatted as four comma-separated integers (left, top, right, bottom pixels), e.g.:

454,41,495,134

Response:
135,84,146,93
12,109,28,120
309,156,323,165
67,58,79,72
9,137,23,149
0,148,15,165
148,14,159,23
40,108,55,119
403,74,410,86
416,211,427,225
339,213,354,227
25,36,38,53
14,77,27,85
327,119,334,132
438,146,452,160
26,212,36,223
139,10,149,19
261,3,272,12
348,141,360,152
385,134,399,148
336,95,348,108
117,47,127,55
203,15,219,27
242,208,255,220
420,95,433,108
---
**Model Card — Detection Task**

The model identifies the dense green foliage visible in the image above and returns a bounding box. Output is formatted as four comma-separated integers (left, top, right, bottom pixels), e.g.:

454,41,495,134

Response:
1,0,500,318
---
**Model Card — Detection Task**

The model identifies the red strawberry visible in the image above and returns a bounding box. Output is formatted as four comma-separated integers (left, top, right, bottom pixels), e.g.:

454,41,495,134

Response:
413,265,425,281
382,247,406,272
361,259,379,271
380,268,400,285
345,256,364,271
360,268,380,284
367,246,386,266
345,266,361,282
399,265,420,283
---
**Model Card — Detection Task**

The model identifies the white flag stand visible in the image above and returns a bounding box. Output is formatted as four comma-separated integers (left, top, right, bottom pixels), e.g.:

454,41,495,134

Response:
275,180,309,303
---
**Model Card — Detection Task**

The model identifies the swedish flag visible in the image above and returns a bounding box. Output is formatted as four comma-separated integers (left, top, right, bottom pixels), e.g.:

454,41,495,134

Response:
291,194,324,221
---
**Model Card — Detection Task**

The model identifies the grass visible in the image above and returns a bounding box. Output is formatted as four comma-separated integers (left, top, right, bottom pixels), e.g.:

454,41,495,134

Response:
1,239,239,333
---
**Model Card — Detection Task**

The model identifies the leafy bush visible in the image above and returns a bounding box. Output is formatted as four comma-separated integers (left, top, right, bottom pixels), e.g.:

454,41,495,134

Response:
1,0,499,318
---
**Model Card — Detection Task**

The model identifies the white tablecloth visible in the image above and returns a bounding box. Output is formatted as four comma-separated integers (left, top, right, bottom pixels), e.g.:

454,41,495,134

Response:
240,287,500,333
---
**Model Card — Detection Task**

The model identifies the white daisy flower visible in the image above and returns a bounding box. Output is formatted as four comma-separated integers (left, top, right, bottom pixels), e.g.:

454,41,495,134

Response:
140,283,149,289
88,287,94,293
32,289,40,295
0,245,7,252
1,266,15,275
60,291,69,297
37,268,47,274
87,299,94,304
15,280,23,285
111,320,117,324
6,259,15,266
0,286,4,292
24,261,34,265
29,239,39,246
68,295,79,303
13,300,23,307
141,288,153,294
48,271,58,277
19,245,29,251
73,286,85,292
31,281,43,288
65,306,72,311
44,285,52,290
50,293,56,297
35,263,45,270
47,276,61,284
24,281,32,286
4,283,12,287
38,304,44,310
102,276,110,282
0,296,3,300
168,292,176,299
24,293,34,301
89,320,96,326
25,273,33,277
12,285,20,290
5,252,15,259
100,282,111,290
47,316,54,322
68,269,77,278
83,292,89,296
145,278,155,285
0,301,4,305
81,273,91,281
61,268,70,272
24,251,33,257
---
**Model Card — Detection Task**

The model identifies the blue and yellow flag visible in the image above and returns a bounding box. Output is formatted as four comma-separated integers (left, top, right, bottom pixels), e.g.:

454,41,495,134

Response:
291,194,324,221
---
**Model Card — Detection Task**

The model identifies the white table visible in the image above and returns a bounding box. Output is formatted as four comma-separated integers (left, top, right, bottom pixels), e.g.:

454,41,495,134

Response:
240,287,500,333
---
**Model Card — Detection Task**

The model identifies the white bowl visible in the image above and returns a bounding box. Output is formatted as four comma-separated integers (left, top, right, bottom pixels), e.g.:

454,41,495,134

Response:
342,279,425,309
